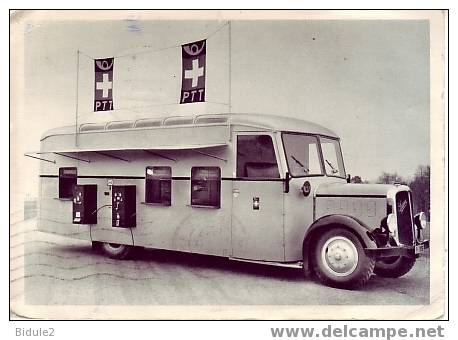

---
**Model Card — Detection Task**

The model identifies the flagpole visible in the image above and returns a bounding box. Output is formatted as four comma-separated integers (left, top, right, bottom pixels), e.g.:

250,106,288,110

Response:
228,21,232,114
75,49,80,147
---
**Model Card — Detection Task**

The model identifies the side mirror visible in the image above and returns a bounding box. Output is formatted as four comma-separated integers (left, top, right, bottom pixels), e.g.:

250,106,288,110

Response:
346,174,351,183
284,172,291,193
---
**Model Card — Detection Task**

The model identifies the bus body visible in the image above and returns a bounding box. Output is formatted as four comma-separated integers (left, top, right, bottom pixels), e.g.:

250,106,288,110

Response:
36,113,429,289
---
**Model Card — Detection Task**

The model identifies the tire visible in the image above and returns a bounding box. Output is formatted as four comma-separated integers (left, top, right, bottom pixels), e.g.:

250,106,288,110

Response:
100,242,132,260
311,228,375,289
374,256,416,278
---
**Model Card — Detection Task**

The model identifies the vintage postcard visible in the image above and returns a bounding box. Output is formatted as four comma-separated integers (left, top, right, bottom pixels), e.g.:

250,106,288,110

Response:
10,10,447,320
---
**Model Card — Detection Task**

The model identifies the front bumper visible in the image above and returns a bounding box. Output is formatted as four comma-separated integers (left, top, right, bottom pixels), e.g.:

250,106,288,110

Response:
365,240,429,259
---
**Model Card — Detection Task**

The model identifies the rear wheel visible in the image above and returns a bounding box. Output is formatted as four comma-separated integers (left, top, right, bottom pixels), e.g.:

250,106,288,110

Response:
311,228,375,289
101,242,132,260
374,256,416,278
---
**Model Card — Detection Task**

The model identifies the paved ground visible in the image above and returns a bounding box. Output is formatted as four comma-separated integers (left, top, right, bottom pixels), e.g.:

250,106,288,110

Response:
11,219,430,309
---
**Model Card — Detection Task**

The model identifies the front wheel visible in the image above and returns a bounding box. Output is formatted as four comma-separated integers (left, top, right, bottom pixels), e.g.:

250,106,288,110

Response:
374,256,416,278
311,228,375,289
101,242,132,260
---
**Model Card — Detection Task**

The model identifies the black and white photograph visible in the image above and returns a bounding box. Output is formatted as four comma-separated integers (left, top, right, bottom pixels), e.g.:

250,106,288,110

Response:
10,10,447,320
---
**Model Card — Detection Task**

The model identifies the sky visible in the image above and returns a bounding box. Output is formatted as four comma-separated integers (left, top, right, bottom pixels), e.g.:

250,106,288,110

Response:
12,12,430,202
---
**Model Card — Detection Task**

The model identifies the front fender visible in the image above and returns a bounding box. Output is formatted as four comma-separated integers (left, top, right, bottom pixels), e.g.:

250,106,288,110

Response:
302,214,377,275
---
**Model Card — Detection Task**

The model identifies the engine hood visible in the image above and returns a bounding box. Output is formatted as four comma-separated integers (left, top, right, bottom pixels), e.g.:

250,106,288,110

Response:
315,182,410,197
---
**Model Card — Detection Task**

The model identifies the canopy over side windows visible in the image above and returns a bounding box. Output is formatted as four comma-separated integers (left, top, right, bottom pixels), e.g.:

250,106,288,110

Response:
40,124,230,153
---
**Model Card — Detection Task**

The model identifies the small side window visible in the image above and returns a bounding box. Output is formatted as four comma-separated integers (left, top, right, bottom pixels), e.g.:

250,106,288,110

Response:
191,167,221,208
59,167,77,199
145,166,172,206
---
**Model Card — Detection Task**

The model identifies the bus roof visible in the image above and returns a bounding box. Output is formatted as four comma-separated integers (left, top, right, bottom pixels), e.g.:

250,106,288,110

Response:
232,114,338,137
41,113,339,140
38,114,338,153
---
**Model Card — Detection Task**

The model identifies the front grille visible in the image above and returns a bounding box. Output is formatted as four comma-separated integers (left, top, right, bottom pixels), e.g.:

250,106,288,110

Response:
395,191,414,245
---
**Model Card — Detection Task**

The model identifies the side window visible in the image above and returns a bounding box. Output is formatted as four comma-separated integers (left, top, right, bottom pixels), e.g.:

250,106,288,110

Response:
191,167,221,208
236,135,280,178
59,167,77,199
145,166,172,206
320,138,346,178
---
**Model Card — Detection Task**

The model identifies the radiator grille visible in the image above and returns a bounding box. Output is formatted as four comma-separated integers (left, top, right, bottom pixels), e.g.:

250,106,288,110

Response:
395,191,414,245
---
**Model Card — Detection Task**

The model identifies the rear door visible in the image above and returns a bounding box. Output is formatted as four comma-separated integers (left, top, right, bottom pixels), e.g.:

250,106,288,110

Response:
231,132,285,261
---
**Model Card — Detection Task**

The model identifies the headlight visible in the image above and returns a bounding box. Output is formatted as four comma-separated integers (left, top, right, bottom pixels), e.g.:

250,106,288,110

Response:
414,212,427,230
386,213,397,233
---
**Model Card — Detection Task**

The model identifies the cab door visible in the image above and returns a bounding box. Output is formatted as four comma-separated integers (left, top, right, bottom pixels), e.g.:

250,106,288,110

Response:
281,133,330,261
231,132,285,261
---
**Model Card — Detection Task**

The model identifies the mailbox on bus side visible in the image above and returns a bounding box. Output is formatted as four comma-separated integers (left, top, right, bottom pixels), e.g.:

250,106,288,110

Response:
72,184,97,224
112,185,136,228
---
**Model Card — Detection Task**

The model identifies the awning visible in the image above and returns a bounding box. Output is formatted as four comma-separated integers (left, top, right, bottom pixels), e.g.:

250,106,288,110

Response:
35,143,227,154
40,124,230,154
25,142,229,164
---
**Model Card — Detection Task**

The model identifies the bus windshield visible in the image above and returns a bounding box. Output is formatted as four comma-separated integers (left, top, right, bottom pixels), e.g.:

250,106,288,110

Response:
282,133,323,177
282,133,346,178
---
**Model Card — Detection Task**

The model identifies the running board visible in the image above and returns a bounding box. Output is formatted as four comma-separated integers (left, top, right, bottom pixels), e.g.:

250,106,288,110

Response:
229,257,303,269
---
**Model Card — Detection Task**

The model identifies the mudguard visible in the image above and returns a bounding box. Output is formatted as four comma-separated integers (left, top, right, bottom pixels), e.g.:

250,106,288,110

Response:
302,214,377,275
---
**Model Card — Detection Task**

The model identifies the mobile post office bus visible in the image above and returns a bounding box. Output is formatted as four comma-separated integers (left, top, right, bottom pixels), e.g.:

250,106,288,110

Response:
35,113,429,289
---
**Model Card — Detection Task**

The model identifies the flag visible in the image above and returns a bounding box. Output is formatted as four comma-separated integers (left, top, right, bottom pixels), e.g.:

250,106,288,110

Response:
180,39,206,104
94,58,114,111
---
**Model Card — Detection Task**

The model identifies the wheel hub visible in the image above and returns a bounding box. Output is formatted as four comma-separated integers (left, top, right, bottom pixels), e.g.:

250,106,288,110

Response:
321,236,359,276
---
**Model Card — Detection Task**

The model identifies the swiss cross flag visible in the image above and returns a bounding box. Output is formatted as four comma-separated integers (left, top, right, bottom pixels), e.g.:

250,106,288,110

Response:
180,39,206,104
94,58,114,111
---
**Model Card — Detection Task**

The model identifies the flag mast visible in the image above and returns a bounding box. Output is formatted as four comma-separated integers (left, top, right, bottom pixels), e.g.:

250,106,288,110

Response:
75,49,80,147
228,21,232,114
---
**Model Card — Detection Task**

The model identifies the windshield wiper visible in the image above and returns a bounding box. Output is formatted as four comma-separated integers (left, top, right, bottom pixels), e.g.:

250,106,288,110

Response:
325,159,339,174
291,155,309,174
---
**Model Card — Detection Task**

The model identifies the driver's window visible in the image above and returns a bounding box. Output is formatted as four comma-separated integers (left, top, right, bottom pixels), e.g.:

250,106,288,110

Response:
236,135,280,178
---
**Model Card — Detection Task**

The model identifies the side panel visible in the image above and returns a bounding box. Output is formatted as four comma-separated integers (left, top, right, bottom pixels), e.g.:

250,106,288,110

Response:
39,179,91,241
231,181,284,261
37,147,232,255
133,180,232,256
130,146,232,256
83,177,133,246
